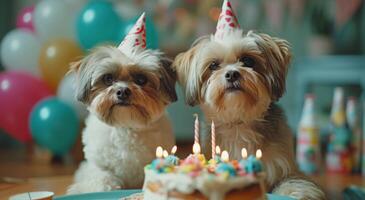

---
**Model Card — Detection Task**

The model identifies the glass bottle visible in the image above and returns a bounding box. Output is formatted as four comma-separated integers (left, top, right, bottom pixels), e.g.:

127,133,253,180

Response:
326,87,352,173
297,94,321,174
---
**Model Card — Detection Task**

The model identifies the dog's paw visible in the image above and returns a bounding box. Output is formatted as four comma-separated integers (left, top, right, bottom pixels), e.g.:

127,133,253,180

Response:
273,178,326,200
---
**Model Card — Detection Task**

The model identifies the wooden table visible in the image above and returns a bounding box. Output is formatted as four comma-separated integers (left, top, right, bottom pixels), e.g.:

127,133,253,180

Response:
0,146,364,200
0,176,72,199
1,173,364,199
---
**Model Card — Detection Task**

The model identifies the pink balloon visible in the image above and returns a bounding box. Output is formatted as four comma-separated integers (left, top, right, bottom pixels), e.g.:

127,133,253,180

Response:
16,6,35,32
0,71,53,142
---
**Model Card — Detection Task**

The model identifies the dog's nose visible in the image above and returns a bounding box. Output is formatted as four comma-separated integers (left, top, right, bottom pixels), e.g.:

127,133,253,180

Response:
116,87,131,100
225,70,240,82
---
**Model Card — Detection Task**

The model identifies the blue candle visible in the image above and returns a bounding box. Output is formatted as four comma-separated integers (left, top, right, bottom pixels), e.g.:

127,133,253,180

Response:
150,158,165,173
239,148,248,171
239,159,247,171
216,162,236,177
165,155,180,166
215,150,236,177
245,154,263,174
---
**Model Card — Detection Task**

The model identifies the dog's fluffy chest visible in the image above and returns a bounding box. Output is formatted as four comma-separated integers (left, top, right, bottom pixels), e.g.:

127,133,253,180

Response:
215,123,263,159
82,114,174,187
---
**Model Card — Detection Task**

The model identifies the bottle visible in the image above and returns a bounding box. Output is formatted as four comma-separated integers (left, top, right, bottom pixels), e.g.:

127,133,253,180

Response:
296,94,321,174
346,97,361,173
326,87,352,173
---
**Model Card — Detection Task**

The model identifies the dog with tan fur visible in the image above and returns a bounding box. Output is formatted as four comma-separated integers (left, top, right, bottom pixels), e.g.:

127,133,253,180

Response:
173,1,326,199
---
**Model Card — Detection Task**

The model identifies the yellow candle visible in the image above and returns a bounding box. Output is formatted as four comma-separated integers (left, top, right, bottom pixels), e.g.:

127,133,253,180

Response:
256,149,262,159
163,150,169,158
156,146,163,158
221,150,229,162
193,143,201,155
216,146,221,155
241,148,248,159
171,145,177,155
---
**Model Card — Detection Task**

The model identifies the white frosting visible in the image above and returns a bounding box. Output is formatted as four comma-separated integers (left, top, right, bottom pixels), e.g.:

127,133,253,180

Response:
143,169,264,200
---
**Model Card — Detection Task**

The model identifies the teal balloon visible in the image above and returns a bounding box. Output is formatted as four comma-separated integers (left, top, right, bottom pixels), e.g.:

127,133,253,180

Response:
119,15,159,49
76,1,122,50
30,97,80,156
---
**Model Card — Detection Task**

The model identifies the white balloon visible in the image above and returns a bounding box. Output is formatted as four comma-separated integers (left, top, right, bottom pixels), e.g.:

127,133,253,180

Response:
0,29,41,75
34,0,77,41
57,73,88,120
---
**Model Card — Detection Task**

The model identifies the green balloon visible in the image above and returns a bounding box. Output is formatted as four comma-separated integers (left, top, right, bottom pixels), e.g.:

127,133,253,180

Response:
30,97,80,156
76,1,122,50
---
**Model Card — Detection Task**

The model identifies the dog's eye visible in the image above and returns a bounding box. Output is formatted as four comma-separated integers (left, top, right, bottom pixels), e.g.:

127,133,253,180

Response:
134,74,147,86
239,56,255,68
102,74,114,86
209,61,220,71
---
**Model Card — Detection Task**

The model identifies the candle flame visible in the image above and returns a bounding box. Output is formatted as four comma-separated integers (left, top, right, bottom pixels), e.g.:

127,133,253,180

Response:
156,146,163,158
221,150,229,162
256,149,262,159
241,148,248,159
163,150,169,158
193,143,201,154
171,145,177,154
215,146,221,155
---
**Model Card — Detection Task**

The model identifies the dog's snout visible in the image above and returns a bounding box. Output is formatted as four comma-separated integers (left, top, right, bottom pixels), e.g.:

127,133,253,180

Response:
225,70,240,82
116,87,131,100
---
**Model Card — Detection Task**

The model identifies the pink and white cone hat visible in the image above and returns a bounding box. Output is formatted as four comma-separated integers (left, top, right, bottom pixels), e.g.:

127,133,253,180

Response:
214,0,240,40
118,12,146,54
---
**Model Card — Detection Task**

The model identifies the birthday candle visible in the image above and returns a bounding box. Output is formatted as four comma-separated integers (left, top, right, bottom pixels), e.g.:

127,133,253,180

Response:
241,148,248,159
211,121,216,159
171,145,177,155
216,146,221,155
239,148,248,171
194,114,199,144
256,149,262,159
193,142,201,155
163,150,169,158
221,150,229,162
165,145,179,166
156,146,163,158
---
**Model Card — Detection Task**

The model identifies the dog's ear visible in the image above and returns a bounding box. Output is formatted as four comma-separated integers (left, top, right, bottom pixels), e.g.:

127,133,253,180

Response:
173,49,198,106
69,56,93,104
255,33,292,101
173,36,209,106
159,57,178,103
271,37,291,101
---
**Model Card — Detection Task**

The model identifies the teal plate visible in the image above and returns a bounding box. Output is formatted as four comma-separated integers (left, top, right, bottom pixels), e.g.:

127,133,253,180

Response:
55,190,295,200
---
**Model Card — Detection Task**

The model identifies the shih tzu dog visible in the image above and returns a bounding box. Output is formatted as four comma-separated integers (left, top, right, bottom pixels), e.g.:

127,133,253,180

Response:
67,13,176,194
173,1,325,200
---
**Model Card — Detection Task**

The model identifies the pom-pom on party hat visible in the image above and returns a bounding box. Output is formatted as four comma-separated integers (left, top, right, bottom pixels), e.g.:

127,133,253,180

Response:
118,12,146,54
214,0,240,40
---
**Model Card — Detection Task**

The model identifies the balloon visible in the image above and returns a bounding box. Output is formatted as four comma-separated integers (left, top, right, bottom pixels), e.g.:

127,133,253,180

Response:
39,39,83,91
34,0,77,41
57,73,88,120
0,29,41,76
30,97,80,156
0,71,53,142
120,15,158,49
16,6,35,32
76,1,121,50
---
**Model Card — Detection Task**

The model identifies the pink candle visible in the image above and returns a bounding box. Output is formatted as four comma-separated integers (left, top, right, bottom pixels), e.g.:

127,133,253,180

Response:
211,121,216,159
194,114,199,144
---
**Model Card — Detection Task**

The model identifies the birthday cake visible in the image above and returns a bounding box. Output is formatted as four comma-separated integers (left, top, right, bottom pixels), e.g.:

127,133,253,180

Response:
123,144,266,200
